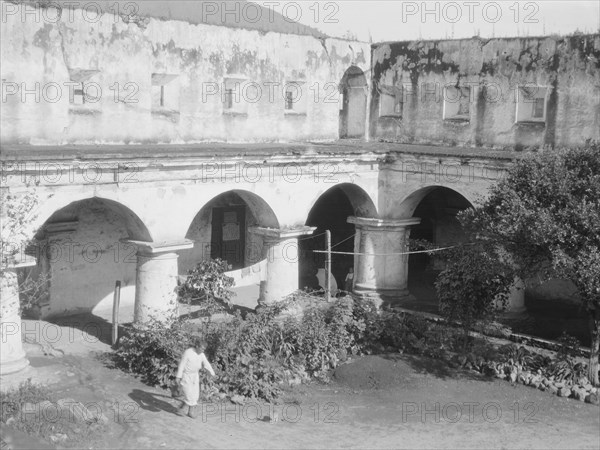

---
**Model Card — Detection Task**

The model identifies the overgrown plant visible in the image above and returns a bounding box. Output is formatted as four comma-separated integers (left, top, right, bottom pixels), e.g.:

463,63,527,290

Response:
177,258,235,315
434,242,515,352
1,187,49,327
0,379,106,447
459,144,600,385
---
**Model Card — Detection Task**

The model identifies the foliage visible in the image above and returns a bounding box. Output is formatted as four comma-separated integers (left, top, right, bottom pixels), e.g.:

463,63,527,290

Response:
0,379,105,447
114,294,369,401
0,187,49,317
453,144,600,384
434,242,515,351
113,288,597,403
114,316,191,387
177,259,235,315
0,379,50,424
0,188,38,269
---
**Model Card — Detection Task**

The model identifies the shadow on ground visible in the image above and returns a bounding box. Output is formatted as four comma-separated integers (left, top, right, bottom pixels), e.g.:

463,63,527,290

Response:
128,389,180,415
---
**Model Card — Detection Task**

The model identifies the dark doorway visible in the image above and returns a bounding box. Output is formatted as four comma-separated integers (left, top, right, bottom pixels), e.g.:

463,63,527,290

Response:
339,66,367,139
300,187,356,291
210,205,246,270
407,187,472,311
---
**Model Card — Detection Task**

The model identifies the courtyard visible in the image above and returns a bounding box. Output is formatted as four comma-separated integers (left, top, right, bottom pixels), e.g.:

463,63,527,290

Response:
2,1,600,449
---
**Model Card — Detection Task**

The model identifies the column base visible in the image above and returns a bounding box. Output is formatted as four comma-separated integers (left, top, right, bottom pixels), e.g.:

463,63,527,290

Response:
0,354,30,376
352,288,415,309
502,306,527,315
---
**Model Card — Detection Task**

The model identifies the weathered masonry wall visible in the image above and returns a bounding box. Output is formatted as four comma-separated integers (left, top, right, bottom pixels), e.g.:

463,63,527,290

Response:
3,144,515,318
370,35,600,149
1,2,370,144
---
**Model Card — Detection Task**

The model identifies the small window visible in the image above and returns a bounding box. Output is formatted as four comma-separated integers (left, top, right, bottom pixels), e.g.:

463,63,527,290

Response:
222,77,248,115
71,82,85,104
379,84,403,118
151,73,179,113
443,86,471,121
224,87,235,110
532,97,545,119
516,85,548,123
284,81,307,115
285,90,294,110
67,69,100,113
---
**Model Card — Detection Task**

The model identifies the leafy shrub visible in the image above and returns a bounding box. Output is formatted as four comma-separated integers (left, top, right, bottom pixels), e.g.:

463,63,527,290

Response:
178,259,235,315
114,316,191,387
556,331,582,361
0,379,106,447
114,287,593,402
0,379,50,424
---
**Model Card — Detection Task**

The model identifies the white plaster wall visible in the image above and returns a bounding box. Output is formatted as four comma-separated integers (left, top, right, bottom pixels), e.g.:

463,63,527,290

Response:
39,199,136,318
378,155,509,218
1,4,371,144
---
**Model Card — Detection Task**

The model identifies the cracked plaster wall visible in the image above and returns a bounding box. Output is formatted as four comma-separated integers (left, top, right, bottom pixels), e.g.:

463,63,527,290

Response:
1,3,370,144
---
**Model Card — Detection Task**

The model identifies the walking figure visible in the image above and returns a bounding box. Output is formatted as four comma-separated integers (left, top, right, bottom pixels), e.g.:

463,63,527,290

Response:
175,337,216,418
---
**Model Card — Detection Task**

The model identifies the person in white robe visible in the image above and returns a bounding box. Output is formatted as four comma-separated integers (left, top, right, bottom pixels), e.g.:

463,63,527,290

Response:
175,337,216,417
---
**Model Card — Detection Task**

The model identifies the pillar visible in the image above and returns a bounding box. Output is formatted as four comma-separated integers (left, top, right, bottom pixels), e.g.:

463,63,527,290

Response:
347,217,421,303
1,258,36,375
250,226,316,305
126,240,193,324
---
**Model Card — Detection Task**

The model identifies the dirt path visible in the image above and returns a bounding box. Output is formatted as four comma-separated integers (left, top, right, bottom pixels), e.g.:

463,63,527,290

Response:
6,342,599,450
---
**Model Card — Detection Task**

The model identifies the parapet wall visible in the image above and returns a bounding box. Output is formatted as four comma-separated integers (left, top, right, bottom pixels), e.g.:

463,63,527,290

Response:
370,35,600,149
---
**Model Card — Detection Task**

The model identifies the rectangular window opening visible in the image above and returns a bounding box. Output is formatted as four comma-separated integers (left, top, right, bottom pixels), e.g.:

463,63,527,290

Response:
443,85,472,121
516,85,548,123
379,83,403,118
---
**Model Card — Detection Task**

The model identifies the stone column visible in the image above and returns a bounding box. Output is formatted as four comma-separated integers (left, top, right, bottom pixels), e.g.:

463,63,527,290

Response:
125,240,193,324
250,227,316,305
0,258,36,375
347,217,421,303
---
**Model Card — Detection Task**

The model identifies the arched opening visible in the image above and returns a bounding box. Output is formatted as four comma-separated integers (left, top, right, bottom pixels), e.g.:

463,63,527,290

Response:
339,66,367,139
404,187,473,311
28,197,151,319
300,184,376,293
182,190,279,279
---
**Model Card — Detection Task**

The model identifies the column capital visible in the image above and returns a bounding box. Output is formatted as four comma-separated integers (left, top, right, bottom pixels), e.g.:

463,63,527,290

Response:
1,255,37,273
43,221,79,235
122,239,194,255
347,217,421,230
249,226,316,242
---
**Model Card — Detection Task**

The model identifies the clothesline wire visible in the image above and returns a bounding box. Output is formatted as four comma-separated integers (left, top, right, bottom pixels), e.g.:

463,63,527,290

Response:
312,242,473,257
297,231,328,241
330,233,357,249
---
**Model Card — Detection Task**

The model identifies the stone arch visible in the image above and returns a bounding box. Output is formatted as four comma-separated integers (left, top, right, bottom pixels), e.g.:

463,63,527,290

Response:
182,189,279,275
339,65,368,139
29,197,152,319
399,186,474,308
301,183,377,292
31,194,151,243
307,183,377,219
395,185,474,219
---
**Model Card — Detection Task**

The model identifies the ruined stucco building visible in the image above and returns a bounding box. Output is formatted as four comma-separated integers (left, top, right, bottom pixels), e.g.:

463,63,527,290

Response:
1,0,599,374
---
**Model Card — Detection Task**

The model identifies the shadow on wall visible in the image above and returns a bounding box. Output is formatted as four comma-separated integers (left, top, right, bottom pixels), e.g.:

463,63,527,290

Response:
29,197,150,319
181,189,279,276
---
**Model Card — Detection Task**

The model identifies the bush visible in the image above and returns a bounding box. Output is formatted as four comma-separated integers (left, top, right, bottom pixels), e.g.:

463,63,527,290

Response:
114,317,191,388
0,379,106,447
178,258,235,315
0,379,50,424
113,294,374,400
113,290,595,402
